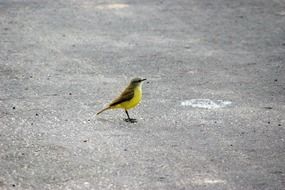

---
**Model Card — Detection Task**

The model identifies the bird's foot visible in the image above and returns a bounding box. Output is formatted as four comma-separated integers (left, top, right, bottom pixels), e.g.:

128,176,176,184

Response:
124,118,137,123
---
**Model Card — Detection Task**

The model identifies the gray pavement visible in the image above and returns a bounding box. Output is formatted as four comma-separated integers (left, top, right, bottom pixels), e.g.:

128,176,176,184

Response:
0,0,285,189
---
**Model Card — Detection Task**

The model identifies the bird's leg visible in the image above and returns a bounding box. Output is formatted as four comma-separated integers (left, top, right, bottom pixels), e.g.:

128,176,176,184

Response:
124,110,137,123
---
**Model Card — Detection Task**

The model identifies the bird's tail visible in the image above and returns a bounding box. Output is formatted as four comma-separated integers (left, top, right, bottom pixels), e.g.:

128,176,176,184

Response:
96,106,111,115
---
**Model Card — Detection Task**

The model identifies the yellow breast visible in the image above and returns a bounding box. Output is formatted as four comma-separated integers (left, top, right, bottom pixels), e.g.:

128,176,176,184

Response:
120,85,142,110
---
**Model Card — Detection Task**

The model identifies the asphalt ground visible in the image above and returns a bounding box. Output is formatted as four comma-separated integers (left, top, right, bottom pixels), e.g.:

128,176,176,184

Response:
0,0,285,189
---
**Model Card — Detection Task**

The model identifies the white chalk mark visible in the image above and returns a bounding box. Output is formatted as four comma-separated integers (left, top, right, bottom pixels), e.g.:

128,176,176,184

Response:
181,99,232,109
192,177,227,185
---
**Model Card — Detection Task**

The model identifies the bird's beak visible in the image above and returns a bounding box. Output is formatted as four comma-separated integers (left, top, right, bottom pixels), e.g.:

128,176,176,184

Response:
141,79,147,82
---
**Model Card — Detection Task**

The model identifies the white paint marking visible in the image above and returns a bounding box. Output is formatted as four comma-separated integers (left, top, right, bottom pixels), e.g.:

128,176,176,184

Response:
181,99,232,109
192,177,227,185
96,4,129,10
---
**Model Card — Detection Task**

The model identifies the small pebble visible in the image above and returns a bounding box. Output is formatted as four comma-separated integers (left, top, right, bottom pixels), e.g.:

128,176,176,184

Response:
278,124,281,126
83,140,87,143
268,121,270,124
35,113,39,116
69,93,72,95
12,106,16,110
274,79,278,82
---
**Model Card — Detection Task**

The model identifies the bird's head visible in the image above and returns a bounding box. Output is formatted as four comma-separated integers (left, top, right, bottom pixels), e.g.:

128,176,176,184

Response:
130,77,147,86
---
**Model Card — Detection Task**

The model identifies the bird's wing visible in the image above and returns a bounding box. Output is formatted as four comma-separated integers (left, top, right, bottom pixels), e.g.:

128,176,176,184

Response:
109,86,134,107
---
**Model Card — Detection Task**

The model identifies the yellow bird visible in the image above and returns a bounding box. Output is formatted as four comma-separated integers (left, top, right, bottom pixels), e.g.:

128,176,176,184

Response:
97,77,147,123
